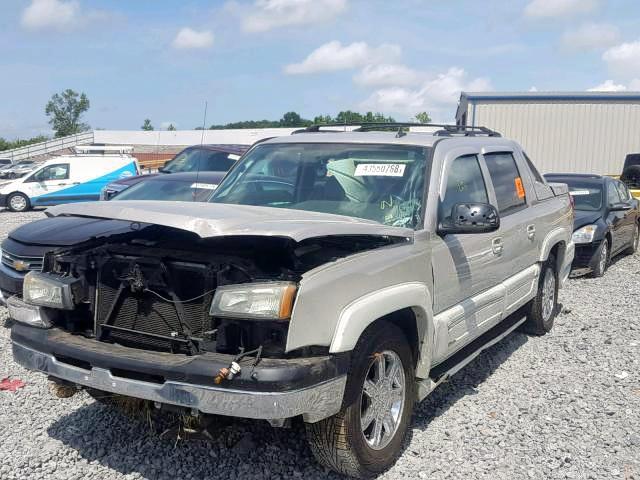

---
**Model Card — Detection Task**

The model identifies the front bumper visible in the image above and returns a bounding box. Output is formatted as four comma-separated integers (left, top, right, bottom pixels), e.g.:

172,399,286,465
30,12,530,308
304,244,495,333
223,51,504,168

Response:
571,240,601,273
11,322,348,423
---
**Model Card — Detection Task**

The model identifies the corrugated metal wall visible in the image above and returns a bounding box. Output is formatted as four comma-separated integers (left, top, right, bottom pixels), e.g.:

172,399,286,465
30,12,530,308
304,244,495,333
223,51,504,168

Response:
469,101,640,175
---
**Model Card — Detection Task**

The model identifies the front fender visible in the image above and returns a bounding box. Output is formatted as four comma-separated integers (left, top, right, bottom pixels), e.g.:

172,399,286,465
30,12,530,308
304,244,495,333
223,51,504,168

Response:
329,282,434,378
329,282,430,353
285,240,433,376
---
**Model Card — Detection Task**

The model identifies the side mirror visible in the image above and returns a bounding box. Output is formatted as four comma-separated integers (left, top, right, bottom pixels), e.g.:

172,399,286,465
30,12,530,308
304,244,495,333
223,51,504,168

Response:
610,203,632,211
158,166,166,173
438,203,500,235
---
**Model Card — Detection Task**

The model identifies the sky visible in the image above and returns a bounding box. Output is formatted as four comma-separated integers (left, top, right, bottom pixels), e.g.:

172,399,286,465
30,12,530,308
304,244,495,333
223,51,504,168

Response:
1,0,640,139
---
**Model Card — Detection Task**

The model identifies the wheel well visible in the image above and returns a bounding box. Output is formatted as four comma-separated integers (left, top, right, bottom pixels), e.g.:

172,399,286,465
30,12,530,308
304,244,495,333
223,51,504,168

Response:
548,241,563,272
377,308,419,366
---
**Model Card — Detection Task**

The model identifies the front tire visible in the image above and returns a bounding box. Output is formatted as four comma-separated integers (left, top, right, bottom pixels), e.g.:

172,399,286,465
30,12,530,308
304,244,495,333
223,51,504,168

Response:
591,239,609,278
521,254,558,335
305,321,415,478
6,192,30,212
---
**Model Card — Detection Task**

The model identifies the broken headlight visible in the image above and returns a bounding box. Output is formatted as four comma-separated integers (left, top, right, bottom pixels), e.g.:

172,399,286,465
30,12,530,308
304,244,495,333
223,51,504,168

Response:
210,282,297,320
23,272,78,310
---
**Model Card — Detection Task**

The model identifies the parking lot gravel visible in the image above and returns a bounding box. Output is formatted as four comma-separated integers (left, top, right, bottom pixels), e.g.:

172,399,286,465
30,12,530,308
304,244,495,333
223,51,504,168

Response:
1,208,639,480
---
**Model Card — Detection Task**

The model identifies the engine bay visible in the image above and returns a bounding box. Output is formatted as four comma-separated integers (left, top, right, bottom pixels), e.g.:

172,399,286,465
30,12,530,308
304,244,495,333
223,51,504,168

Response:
40,223,405,358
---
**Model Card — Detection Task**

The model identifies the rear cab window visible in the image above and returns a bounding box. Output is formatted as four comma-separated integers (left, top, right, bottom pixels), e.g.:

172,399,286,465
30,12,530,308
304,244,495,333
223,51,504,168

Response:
483,152,527,215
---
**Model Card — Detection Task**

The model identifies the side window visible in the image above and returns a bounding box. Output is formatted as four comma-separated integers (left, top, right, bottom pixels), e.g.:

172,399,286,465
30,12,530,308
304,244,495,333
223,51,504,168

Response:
439,155,488,220
28,164,70,182
484,152,527,215
201,152,236,172
607,181,622,206
615,181,631,202
523,152,544,183
523,151,553,201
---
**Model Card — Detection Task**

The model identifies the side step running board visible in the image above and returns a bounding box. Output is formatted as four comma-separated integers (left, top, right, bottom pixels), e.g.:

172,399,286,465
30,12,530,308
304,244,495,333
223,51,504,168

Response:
419,311,527,399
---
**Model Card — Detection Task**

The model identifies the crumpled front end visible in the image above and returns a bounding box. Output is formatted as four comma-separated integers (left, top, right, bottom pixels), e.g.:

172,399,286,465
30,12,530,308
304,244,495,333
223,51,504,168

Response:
9,217,405,421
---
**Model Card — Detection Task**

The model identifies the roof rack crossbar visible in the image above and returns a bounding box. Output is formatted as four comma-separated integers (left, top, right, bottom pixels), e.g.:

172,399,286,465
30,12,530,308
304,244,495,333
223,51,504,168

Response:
294,122,501,137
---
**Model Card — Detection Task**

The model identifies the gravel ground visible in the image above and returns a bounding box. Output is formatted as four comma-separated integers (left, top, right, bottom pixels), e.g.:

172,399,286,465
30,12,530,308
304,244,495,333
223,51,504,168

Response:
0,208,639,480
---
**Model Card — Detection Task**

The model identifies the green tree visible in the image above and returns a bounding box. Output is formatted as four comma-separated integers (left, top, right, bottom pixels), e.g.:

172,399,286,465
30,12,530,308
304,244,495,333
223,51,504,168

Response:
141,119,154,131
414,112,432,124
45,89,90,137
279,111,312,127
167,124,176,131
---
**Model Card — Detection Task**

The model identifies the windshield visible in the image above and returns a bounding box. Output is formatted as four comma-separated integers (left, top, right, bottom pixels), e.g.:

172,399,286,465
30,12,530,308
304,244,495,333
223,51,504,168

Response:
567,183,603,211
163,148,237,173
113,179,216,202
210,142,429,229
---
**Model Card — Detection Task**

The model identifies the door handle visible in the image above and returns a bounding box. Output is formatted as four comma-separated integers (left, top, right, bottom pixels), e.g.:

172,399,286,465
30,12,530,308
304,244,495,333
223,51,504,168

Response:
491,237,503,255
526,224,536,240
57,183,67,186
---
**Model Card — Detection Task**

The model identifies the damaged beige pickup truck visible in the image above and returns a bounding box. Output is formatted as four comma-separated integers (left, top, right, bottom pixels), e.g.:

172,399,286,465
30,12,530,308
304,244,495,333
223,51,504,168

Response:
9,124,574,478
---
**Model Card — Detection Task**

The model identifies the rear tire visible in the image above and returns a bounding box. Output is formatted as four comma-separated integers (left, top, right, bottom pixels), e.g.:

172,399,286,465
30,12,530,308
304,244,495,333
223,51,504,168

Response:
6,192,30,212
591,239,609,278
521,254,558,335
305,321,415,478
624,223,639,255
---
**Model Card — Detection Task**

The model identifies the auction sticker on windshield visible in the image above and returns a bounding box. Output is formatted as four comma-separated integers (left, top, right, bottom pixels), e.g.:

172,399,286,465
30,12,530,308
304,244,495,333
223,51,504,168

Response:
569,190,591,196
355,163,406,177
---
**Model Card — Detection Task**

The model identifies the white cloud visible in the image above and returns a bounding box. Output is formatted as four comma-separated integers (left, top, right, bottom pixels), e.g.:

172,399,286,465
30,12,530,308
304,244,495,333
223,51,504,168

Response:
360,68,492,120
353,64,422,87
172,28,214,50
603,40,640,79
285,41,401,75
629,79,640,90
236,0,347,33
529,86,539,92
561,23,620,51
524,0,599,18
21,0,80,31
588,80,627,92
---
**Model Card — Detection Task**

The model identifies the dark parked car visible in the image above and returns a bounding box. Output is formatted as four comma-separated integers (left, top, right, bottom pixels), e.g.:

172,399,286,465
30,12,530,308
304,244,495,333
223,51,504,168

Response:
545,173,640,277
110,172,224,202
100,144,248,199
0,172,224,305
0,159,11,167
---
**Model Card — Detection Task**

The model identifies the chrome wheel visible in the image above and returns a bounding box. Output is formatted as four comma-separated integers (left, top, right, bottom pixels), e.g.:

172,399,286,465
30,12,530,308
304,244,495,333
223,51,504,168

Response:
598,241,608,273
541,268,556,322
9,194,27,212
360,350,405,450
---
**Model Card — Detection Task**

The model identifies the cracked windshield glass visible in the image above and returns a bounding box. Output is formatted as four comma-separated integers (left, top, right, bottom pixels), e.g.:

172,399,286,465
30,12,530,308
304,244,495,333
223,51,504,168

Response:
210,142,429,229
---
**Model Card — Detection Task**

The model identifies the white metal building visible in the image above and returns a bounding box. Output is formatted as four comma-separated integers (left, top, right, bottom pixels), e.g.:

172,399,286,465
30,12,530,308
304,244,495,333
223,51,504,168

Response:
456,92,640,175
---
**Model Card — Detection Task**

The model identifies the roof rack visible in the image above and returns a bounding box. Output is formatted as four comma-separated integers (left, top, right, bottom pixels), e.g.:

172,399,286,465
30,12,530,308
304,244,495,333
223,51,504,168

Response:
293,123,501,137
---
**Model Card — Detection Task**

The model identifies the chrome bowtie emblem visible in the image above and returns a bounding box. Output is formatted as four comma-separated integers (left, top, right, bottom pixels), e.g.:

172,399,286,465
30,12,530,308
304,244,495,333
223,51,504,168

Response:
12,260,29,272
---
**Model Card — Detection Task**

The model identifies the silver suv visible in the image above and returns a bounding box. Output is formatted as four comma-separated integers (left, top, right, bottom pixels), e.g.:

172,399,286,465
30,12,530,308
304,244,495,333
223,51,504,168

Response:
9,124,575,478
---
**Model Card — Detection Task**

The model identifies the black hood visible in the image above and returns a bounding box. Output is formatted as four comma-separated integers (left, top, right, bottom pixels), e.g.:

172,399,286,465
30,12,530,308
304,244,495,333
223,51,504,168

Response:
9,216,139,246
573,209,603,230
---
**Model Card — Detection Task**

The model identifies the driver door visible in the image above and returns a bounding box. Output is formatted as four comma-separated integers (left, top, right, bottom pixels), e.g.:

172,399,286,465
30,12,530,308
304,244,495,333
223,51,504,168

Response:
430,151,505,360
26,163,71,205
